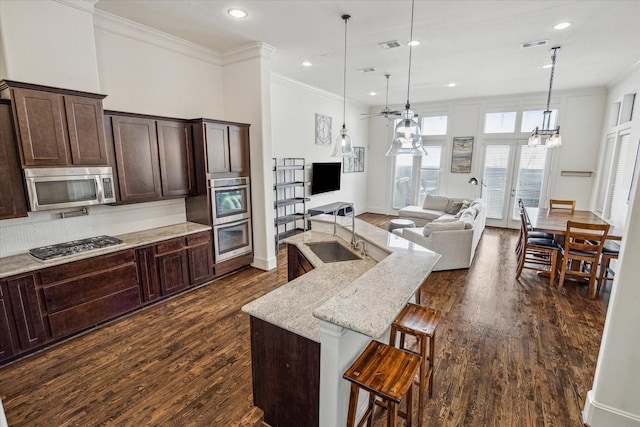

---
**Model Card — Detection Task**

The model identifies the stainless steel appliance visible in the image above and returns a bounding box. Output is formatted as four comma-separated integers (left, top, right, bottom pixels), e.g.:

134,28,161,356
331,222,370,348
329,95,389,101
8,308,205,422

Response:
211,177,251,224
213,218,253,262
29,235,124,261
24,167,116,211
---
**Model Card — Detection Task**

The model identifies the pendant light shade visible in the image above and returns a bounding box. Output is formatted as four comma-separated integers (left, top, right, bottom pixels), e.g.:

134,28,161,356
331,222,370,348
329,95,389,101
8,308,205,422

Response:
386,0,424,157
331,15,355,158
528,46,562,148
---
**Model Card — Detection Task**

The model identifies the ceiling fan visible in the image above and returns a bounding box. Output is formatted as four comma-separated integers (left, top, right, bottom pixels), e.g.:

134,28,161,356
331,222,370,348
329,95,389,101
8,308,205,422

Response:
361,74,403,120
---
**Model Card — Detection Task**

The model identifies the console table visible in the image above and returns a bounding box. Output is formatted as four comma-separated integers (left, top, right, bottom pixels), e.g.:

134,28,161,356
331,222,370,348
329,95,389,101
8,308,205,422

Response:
308,202,353,217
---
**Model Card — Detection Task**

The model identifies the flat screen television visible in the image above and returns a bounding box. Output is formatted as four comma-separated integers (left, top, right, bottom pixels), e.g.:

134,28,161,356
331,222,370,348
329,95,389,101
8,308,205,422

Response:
311,162,342,195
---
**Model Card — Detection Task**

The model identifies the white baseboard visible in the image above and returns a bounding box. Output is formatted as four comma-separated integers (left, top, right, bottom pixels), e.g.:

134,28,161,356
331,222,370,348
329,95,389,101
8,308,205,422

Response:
251,254,277,271
583,390,640,427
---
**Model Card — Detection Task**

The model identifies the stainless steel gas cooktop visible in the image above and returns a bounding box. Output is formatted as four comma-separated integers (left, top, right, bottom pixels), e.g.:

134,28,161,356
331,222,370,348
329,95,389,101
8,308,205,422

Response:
29,235,124,261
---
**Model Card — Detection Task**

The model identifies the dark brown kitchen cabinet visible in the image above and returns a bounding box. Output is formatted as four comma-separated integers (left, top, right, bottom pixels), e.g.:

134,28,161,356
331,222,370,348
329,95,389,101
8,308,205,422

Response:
0,283,18,361
0,80,108,167
287,244,314,282
192,120,250,180
0,100,28,219
157,120,194,197
156,238,190,295
187,231,214,285
137,245,161,304
40,250,141,339
4,273,48,350
110,115,163,203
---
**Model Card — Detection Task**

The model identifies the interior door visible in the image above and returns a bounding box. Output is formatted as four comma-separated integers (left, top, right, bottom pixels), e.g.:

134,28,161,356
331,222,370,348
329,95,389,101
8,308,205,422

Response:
481,139,550,228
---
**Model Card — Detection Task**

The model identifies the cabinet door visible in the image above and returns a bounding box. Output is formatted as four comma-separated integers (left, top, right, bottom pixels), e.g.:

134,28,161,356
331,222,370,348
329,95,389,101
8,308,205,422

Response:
0,102,28,219
157,120,194,197
64,95,108,165
111,115,162,202
6,274,48,350
0,284,17,361
188,232,214,286
205,123,230,174
157,250,190,296
137,246,161,303
287,244,314,282
229,125,250,174
12,87,70,166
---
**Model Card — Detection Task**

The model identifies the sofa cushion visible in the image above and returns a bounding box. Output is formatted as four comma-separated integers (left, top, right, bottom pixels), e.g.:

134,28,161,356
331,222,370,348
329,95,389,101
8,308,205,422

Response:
433,216,458,223
444,199,464,215
459,216,475,229
398,205,443,222
423,220,466,237
422,194,450,211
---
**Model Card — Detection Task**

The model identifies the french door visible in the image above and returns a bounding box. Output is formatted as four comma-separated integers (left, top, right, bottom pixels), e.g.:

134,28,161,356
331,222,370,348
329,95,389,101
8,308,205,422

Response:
480,139,551,228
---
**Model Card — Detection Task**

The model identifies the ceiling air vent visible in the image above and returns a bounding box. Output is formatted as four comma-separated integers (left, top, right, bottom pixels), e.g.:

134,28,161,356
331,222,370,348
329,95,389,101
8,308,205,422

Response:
357,67,376,73
521,39,549,49
379,40,402,49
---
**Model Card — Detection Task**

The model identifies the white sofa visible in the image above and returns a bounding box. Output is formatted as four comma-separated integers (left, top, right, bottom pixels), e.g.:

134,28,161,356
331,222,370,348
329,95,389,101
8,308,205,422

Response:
394,195,486,271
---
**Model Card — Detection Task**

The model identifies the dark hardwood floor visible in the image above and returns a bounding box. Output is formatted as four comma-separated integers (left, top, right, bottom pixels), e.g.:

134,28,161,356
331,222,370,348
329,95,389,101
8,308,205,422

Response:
0,214,609,426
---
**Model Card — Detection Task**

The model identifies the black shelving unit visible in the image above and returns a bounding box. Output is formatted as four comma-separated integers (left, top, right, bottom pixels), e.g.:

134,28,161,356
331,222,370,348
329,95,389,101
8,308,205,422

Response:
273,158,309,250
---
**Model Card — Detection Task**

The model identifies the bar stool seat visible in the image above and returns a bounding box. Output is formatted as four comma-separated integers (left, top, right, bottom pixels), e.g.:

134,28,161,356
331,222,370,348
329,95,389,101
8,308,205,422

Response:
390,303,441,426
344,340,420,427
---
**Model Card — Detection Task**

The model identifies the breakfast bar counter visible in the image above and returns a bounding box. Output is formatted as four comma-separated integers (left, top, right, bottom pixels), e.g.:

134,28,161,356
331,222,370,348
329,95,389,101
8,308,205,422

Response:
242,215,441,427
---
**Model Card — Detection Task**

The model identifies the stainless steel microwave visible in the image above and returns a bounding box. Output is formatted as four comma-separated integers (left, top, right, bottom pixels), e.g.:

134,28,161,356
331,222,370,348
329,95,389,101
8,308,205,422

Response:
24,167,116,211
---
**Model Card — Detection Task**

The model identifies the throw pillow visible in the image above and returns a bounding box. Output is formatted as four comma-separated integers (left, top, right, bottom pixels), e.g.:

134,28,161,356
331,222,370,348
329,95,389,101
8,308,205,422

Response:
454,200,472,218
444,199,464,215
423,220,466,237
422,194,450,211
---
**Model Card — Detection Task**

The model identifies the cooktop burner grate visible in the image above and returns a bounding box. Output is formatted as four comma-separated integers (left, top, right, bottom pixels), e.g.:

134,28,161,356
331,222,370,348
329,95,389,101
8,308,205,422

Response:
29,236,124,261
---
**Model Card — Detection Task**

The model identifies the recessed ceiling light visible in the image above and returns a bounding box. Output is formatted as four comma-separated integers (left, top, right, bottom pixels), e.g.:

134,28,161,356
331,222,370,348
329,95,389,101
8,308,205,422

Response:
542,63,553,69
369,92,377,96
228,8,248,19
407,40,421,47
553,22,572,30
448,83,456,87
301,61,312,67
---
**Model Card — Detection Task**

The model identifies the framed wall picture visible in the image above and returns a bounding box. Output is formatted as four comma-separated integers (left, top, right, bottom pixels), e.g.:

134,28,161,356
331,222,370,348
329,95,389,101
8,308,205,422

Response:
315,113,332,145
343,147,365,173
451,136,474,173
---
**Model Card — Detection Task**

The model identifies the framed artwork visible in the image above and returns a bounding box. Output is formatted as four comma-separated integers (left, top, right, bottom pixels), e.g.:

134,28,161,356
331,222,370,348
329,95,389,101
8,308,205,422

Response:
315,113,332,145
343,147,365,173
451,136,474,173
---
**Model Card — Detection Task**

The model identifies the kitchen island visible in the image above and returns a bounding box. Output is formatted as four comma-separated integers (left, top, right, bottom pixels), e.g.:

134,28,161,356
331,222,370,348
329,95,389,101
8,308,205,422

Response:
242,215,441,427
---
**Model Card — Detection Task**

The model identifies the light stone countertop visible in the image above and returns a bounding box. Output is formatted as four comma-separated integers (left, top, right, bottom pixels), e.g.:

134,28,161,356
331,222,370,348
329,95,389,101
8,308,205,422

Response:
0,222,211,279
241,215,441,342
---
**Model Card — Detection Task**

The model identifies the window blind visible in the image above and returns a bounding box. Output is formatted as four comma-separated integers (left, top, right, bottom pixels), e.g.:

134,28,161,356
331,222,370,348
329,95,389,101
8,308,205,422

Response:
608,133,630,226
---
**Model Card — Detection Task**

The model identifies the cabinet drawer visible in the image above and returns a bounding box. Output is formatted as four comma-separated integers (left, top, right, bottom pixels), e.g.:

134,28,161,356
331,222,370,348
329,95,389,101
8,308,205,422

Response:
39,250,135,285
155,238,186,255
43,264,138,313
187,231,210,246
48,286,141,338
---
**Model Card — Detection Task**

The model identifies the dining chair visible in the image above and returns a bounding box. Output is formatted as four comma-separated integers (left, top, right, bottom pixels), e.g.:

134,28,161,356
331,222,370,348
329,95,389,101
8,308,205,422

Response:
556,221,610,298
516,199,554,259
596,240,620,296
549,199,576,213
516,210,560,287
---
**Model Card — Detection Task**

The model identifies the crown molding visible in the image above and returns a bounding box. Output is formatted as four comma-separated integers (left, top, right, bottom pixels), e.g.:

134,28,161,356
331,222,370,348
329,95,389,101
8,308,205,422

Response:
222,42,276,67
93,10,222,66
270,72,368,110
54,0,98,14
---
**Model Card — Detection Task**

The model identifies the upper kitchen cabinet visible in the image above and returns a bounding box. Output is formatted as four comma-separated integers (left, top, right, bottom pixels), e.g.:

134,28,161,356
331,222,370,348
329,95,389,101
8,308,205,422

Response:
105,112,195,204
0,80,108,167
0,100,28,219
192,120,250,182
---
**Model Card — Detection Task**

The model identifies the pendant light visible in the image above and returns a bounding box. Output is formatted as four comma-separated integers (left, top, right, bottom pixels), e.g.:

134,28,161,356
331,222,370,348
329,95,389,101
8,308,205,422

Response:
331,14,355,158
529,46,562,148
386,0,423,156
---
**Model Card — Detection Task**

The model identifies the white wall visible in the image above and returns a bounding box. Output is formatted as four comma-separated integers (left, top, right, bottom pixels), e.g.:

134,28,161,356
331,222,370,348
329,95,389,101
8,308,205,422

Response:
366,88,607,215
0,0,101,92
271,74,370,214
583,65,640,427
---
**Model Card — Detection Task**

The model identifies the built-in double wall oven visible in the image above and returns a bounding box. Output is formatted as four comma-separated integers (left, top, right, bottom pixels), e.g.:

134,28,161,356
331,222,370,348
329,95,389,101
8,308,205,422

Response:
210,177,252,262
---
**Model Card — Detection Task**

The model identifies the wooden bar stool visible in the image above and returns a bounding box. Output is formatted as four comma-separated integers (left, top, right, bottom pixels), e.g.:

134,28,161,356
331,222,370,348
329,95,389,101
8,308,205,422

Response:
343,340,421,427
389,303,441,426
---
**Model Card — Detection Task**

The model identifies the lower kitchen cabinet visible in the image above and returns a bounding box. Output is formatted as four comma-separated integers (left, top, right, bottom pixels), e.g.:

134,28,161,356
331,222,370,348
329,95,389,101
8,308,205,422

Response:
5,274,48,350
188,231,214,285
137,245,161,303
156,237,190,295
287,244,314,282
0,283,17,361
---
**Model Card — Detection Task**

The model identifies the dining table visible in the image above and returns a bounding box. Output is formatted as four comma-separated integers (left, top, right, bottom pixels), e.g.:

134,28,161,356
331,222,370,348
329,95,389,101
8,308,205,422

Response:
526,207,623,240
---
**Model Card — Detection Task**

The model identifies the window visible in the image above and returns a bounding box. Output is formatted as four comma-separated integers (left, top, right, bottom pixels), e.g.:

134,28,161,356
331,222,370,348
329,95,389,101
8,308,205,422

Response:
421,116,447,136
392,155,414,209
418,146,442,205
607,133,630,226
484,112,516,133
392,145,443,209
521,110,558,133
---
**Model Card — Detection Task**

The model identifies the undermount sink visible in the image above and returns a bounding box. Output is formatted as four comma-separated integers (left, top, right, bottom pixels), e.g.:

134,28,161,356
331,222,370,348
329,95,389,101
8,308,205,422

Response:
307,241,360,263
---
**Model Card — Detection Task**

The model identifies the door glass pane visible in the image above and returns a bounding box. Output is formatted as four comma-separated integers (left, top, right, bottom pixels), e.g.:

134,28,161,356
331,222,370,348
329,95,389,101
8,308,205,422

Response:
392,155,414,209
521,110,558,132
483,145,510,219
418,146,442,205
484,112,517,133
512,145,547,219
